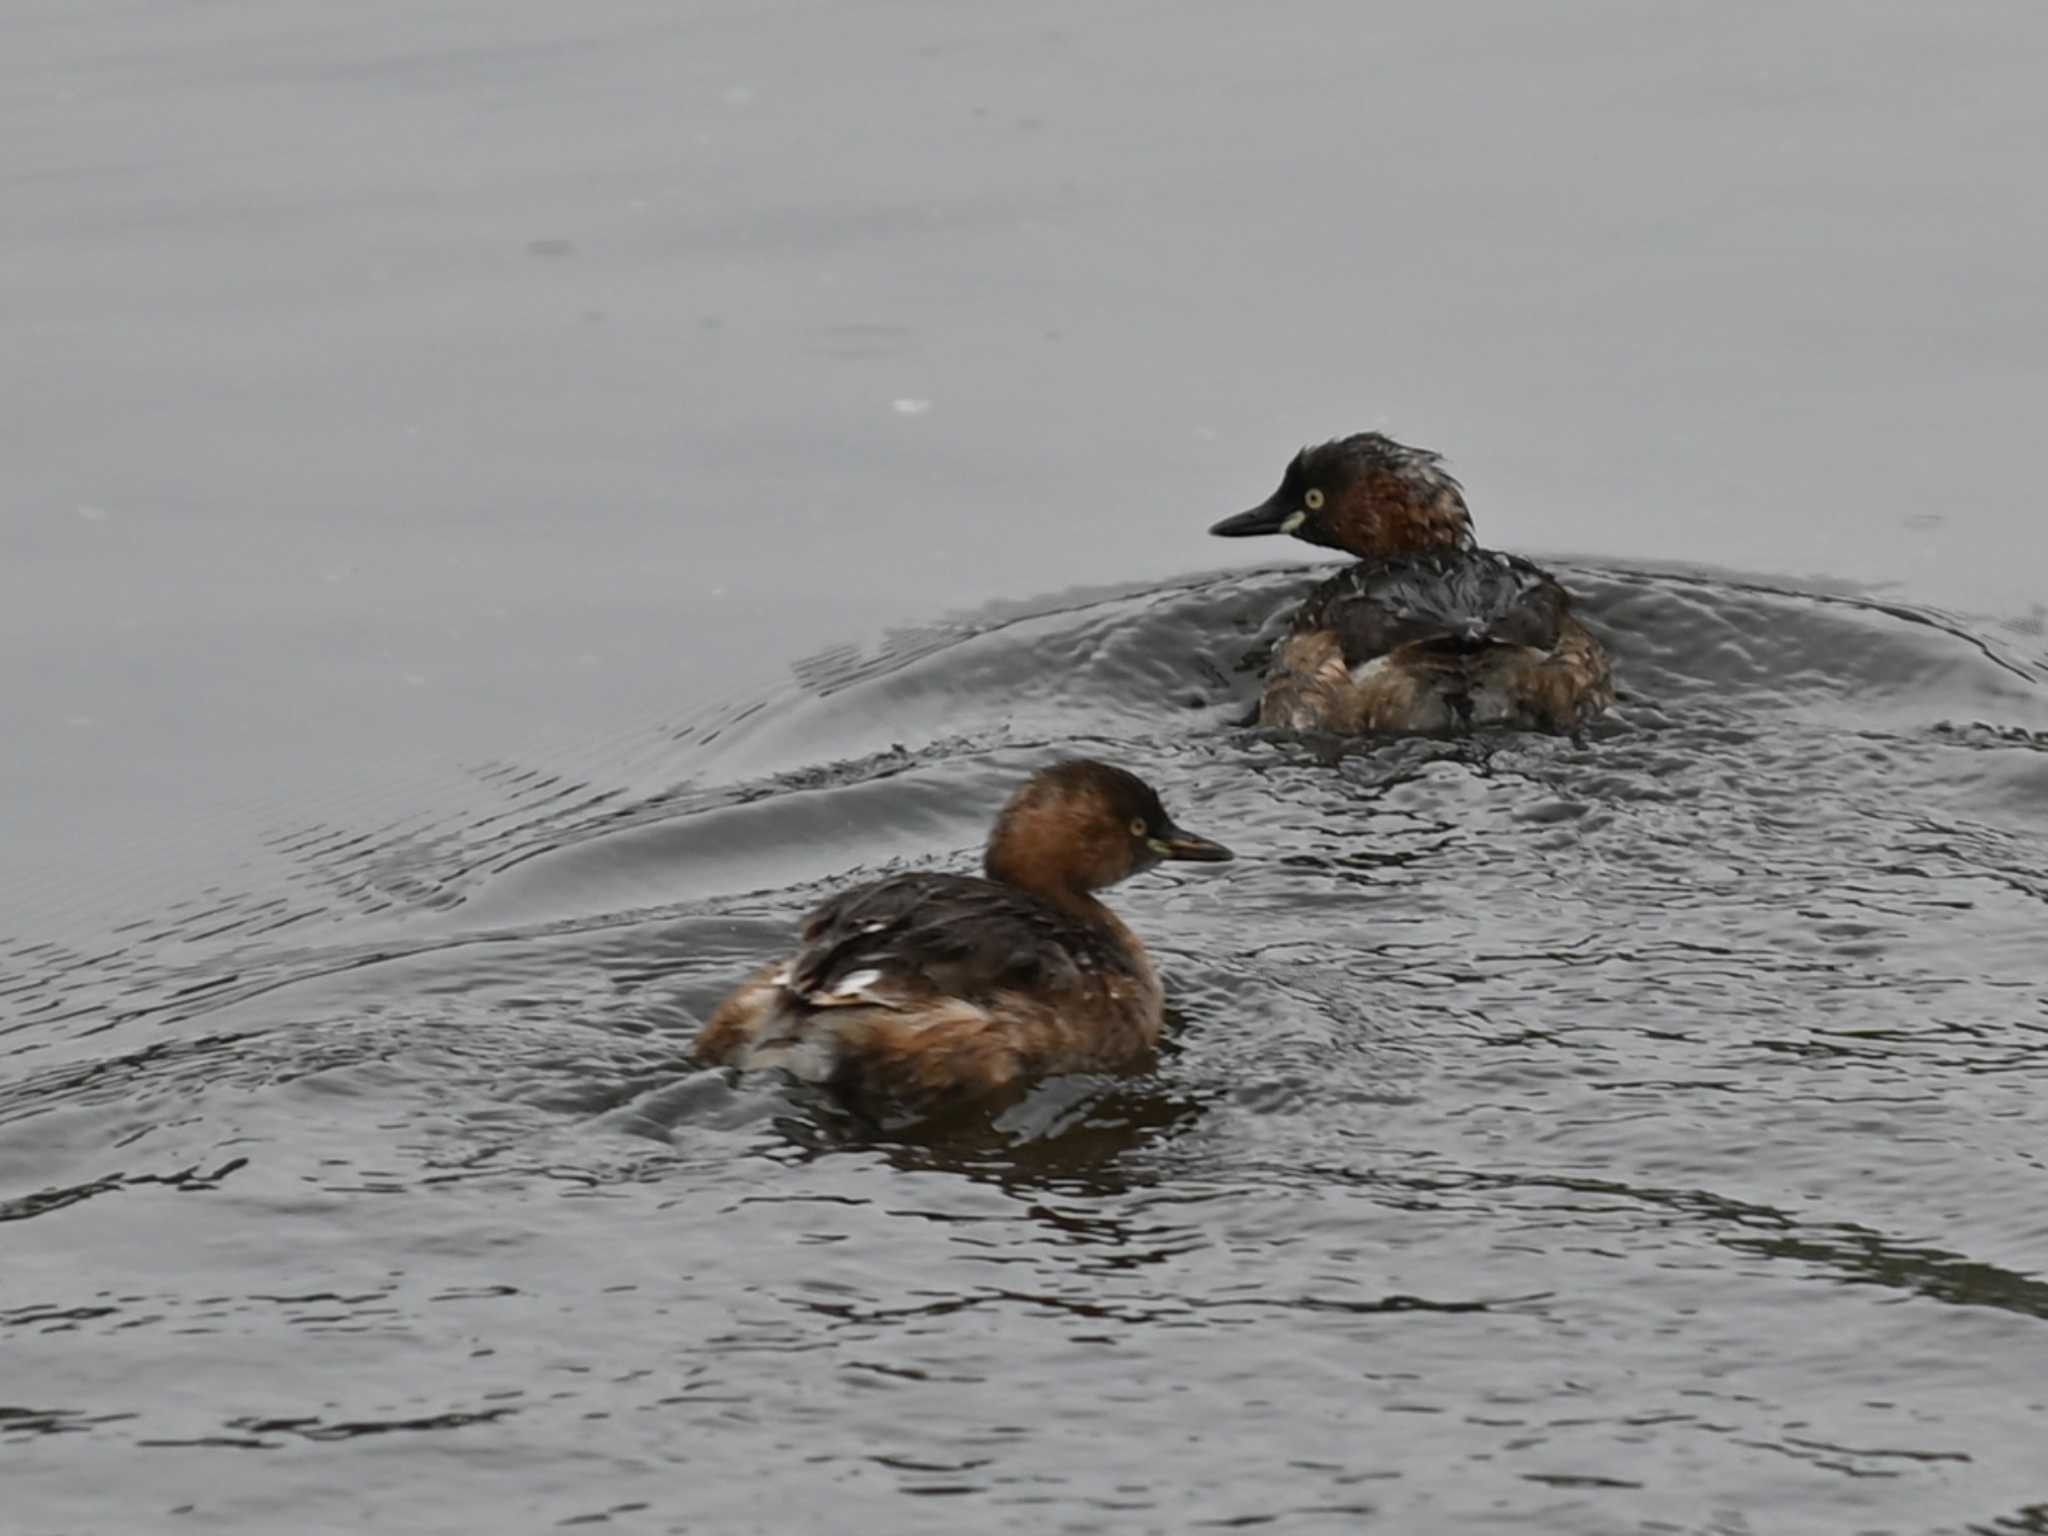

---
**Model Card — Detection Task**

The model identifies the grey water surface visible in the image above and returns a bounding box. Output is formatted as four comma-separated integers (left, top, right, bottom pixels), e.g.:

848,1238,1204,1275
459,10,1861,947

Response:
6,3,2048,1532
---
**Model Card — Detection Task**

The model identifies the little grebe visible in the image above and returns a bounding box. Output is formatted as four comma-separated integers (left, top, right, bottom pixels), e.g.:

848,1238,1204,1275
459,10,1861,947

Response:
1212,433,1612,734
693,759,1232,1108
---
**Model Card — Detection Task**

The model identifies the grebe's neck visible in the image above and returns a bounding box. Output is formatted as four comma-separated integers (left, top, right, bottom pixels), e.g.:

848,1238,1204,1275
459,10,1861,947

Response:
1326,489,1473,559
984,845,1113,926
984,823,1159,1007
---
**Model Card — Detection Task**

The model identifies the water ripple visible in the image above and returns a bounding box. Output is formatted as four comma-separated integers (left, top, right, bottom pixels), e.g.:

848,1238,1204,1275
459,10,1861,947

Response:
6,561,2048,1532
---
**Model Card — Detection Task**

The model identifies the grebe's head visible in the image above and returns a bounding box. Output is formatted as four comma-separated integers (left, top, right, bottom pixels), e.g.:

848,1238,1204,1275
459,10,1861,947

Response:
1210,432,1474,558
984,759,1231,897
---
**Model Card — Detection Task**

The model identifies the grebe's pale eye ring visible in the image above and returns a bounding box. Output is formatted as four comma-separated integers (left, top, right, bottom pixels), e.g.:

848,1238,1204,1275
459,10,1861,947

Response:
1304,488,1325,510
1129,816,1147,838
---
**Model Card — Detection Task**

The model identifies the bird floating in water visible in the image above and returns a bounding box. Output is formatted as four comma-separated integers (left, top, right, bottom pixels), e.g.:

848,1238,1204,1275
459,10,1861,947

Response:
694,759,1232,1110
1212,432,1612,734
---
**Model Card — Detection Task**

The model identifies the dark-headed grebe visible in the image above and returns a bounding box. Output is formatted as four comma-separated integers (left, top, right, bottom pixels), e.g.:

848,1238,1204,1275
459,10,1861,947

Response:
694,759,1232,1108
1212,432,1612,734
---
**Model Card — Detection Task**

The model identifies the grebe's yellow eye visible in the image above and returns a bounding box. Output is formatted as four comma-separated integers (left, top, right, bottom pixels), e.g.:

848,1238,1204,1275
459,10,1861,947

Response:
1129,817,1147,838
1304,488,1325,511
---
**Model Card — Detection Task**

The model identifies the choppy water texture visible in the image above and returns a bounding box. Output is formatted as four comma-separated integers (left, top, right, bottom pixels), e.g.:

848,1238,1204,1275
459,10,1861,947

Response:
7,563,2048,1533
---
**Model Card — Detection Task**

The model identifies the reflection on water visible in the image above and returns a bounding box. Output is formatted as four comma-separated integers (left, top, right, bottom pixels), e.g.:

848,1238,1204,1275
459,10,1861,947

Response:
6,562,2048,1530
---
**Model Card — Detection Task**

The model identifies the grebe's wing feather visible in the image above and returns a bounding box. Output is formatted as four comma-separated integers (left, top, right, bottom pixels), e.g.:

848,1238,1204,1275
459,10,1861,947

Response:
1297,550,1572,667
786,872,1127,1009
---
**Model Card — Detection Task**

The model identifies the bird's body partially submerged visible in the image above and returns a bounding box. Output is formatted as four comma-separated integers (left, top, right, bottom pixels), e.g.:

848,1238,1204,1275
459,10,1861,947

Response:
694,760,1231,1112
1261,550,1612,734
1212,433,1612,735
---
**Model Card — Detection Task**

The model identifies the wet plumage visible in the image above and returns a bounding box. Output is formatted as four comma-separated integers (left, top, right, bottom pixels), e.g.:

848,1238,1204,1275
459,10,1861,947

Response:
1297,549,1570,658
782,872,1137,1019
693,760,1231,1111
1212,433,1612,734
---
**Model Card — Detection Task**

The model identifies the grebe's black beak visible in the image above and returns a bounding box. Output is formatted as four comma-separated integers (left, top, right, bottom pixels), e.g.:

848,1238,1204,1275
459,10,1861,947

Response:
1208,494,1303,539
1148,825,1234,863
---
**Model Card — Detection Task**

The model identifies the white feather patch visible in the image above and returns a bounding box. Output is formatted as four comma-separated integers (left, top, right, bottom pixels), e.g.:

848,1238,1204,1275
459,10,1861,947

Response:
802,966,897,1008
